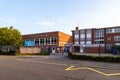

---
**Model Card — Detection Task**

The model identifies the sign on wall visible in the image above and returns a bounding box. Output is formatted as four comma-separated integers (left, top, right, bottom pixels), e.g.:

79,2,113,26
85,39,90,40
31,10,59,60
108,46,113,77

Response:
24,40,35,46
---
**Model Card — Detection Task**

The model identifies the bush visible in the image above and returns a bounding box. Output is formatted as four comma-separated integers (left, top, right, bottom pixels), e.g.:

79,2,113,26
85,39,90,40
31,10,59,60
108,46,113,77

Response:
69,55,120,63
0,50,16,55
39,50,50,55
0,49,3,53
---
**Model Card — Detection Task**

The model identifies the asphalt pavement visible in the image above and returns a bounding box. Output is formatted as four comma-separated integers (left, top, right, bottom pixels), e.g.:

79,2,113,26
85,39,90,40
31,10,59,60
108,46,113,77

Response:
0,55,120,80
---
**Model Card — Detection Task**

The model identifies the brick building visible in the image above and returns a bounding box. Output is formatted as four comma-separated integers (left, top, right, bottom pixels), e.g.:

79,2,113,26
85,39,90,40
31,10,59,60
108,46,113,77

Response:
72,26,120,53
21,31,72,54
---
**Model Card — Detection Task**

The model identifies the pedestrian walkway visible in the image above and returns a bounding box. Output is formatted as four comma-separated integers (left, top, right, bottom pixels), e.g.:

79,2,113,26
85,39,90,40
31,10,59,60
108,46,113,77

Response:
48,53,68,59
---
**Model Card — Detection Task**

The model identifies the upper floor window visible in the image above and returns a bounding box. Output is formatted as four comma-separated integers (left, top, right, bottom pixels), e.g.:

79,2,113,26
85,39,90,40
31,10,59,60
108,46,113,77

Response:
114,36,120,41
86,29,91,34
106,29,112,33
74,35,79,38
74,31,79,35
80,30,85,34
86,38,91,41
95,29,104,39
115,28,120,33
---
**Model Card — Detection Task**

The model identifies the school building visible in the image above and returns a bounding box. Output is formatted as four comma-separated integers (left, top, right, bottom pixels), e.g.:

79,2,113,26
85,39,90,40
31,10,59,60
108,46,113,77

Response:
72,26,120,54
20,31,72,54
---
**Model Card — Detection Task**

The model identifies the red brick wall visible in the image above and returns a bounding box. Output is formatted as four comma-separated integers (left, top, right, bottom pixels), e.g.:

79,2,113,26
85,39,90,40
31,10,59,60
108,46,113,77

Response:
105,32,120,44
84,47,105,53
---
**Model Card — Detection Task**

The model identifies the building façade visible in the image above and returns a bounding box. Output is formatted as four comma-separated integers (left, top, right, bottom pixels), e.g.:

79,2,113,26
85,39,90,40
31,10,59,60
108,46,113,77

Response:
72,26,120,54
21,31,72,54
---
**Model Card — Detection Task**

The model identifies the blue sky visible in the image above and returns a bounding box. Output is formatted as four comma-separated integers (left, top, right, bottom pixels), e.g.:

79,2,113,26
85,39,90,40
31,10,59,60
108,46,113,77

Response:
0,0,120,35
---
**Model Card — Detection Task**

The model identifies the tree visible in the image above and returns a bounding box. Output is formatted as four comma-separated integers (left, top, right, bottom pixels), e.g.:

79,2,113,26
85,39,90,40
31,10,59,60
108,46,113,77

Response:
0,26,23,46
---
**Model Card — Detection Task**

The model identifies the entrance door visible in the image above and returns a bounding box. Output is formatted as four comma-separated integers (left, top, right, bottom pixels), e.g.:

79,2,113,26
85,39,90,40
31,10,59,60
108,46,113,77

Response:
52,48,55,54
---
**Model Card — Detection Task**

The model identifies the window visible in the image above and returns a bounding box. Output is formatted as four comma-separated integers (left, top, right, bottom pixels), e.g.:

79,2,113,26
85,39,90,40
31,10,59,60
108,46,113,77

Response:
86,29,91,34
95,41,104,44
106,44,112,49
74,38,79,42
40,38,44,45
95,29,104,44
115,28,120,33
74,31,79,35
26,39,34,41
35,39,39,45
106,29,112,33
80,41,85,44
87,38,91,41
80,30,85,34
51,38,57,44
114,36,120,41
74,34,79,38
46,38,50,45
115,43,120,46
86,41,91,44
80,38,85,41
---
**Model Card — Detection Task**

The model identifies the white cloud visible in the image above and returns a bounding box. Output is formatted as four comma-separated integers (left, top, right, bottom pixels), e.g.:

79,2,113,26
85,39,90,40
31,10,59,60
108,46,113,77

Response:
37,21,55,26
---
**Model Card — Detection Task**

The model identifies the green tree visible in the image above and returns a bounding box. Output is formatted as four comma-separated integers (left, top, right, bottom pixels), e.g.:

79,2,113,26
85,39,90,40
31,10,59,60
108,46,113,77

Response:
0,26,23,46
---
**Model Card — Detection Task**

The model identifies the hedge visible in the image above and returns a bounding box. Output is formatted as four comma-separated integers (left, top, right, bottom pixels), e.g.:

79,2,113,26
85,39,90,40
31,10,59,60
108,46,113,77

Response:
69,55,120,63
0,50,16,55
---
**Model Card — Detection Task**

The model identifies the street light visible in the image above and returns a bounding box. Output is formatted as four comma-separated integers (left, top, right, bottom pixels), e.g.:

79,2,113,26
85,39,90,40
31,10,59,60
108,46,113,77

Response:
99,43,101,57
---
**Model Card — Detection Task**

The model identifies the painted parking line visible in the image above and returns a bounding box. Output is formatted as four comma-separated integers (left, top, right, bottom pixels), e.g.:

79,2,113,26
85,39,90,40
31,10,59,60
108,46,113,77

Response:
65,66,120,76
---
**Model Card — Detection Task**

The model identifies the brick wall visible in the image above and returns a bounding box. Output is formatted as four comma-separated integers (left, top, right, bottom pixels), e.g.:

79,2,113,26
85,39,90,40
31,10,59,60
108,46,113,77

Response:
84,47,105,53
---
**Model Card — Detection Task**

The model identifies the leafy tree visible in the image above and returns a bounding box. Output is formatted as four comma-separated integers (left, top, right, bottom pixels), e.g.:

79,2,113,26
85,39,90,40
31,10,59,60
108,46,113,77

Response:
0,26,23,46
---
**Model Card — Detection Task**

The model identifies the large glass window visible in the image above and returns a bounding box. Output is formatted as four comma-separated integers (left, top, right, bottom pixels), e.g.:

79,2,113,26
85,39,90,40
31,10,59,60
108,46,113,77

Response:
74,38,79,42
46,38,50,45
95,29,104,44
40,38,44,45
86,29,91,34
74,31,79,35
80,30,85,34
35,39,39,45
51,38,57,44
86,38,91,41
80,38,85,41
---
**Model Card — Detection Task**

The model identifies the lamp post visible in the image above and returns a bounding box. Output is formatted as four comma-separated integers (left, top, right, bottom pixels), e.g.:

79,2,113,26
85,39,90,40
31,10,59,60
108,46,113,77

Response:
99,43,101,57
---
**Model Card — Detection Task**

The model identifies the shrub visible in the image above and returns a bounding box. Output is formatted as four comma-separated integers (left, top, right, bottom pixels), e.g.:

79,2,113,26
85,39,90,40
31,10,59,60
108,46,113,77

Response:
69,55,120,63
0,50,16,55
39,50,50,55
